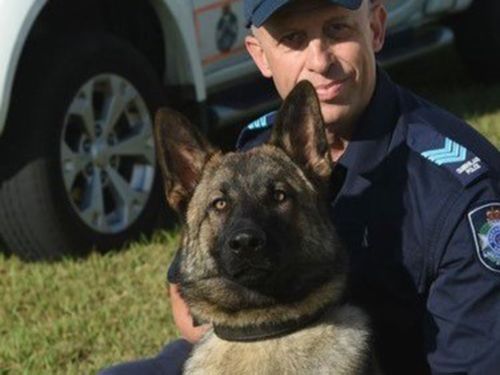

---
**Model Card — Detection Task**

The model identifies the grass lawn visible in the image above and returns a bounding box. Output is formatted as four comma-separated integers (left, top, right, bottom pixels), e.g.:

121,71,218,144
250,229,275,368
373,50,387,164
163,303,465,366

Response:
1,46,499,375
0,232,180,375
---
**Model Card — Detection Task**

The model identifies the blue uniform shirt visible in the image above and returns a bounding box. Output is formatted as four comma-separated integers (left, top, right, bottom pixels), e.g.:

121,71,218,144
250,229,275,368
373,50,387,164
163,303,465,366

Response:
235,69,500,375
169,69,500,374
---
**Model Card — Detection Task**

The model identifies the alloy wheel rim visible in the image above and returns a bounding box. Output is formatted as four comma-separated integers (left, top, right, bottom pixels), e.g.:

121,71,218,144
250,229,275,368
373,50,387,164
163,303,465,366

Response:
60,74,156,234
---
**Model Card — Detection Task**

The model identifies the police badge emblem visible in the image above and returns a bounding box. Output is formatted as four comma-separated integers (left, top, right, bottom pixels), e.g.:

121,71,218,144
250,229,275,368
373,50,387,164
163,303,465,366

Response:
468,203,500,273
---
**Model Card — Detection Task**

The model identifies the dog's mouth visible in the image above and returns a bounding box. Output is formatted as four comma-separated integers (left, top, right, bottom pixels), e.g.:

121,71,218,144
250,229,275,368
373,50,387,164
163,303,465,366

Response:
223,256,275,287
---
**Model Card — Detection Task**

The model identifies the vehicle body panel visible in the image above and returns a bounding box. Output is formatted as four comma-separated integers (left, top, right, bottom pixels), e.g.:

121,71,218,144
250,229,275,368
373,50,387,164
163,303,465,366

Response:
149,0,207,100
0,0,47,134
190,0,258,91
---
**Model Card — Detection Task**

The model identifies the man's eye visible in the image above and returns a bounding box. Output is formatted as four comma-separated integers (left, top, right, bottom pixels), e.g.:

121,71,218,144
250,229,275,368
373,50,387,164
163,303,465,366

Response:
280,32,305,48
324,23,350,39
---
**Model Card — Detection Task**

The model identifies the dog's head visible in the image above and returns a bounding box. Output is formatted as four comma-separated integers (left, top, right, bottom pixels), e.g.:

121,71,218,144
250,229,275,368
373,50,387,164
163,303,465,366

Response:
155,81,346,327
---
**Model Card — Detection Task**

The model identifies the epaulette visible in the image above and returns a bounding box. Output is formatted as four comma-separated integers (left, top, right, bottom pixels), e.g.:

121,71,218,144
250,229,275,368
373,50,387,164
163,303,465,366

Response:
236,111,276,150
407,122,489,186
247,111,277,130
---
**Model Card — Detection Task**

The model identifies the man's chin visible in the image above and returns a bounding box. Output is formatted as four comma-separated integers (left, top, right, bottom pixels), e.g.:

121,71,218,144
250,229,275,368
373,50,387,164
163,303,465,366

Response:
319,104,352,128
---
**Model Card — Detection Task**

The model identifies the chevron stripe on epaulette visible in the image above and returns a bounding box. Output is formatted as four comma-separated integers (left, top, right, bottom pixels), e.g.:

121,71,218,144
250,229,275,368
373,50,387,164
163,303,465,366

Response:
421,138,467,165
408,123,488,186
247,111,276,130
236,111,277,150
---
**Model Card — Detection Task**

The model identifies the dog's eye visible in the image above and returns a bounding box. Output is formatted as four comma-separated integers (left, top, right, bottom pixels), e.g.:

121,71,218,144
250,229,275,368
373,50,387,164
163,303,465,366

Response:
272,189,287,203
212,198,228,211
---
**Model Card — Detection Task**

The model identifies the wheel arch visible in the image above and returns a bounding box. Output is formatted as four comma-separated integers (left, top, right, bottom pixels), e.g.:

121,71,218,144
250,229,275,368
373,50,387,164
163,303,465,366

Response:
0,0,47,136
149,0,206,102
1,0,206,137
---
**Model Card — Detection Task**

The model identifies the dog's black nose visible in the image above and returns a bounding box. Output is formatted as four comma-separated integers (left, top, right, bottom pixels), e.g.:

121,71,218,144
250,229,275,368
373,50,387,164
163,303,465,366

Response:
228,229,266,255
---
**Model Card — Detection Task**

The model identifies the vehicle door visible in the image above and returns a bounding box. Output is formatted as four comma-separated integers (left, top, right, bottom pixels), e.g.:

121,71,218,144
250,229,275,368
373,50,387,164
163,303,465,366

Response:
191,0,249,76
384,0,426,32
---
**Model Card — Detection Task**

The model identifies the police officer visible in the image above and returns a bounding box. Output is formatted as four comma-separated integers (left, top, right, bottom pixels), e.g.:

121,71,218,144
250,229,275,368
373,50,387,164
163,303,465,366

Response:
100,0,500,374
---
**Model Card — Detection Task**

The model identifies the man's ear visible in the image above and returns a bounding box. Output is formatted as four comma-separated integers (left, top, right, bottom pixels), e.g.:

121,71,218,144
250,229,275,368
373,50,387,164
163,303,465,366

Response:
269,81,332,185
370,2,387,53
245,33,273,78
154,108,217,215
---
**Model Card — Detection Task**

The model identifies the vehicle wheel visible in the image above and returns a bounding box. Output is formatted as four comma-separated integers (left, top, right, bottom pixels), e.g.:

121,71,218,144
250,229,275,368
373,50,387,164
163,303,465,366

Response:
449,0,500,81
0,33,166,260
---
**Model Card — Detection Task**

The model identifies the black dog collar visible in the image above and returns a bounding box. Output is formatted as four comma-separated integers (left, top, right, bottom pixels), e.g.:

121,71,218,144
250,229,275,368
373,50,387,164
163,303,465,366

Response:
213,303,334,342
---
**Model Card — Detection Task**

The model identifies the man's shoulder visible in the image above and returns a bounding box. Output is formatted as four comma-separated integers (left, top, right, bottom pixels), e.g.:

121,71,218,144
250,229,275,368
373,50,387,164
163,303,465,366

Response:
393,88,500,277
236,111,276,150
396,86,499,188
405,120,493,188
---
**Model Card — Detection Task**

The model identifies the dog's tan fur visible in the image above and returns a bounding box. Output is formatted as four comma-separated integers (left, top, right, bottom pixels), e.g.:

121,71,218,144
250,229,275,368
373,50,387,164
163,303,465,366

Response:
185,305,371,374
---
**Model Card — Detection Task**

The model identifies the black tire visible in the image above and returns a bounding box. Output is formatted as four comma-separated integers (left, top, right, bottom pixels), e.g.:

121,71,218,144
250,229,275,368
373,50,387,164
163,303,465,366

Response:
0,33,166,260
449,0,500,81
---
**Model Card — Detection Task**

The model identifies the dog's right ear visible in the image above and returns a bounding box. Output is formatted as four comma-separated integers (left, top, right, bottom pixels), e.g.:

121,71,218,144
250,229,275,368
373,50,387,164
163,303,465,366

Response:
154,108,217,215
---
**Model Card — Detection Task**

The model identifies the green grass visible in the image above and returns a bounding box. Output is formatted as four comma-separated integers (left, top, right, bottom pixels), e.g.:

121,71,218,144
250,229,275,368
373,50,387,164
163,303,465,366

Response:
0,232,179,375
1,46,499,375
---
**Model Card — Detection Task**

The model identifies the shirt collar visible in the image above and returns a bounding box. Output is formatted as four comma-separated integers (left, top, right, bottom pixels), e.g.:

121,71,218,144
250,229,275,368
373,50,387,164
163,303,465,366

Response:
336,68,400,176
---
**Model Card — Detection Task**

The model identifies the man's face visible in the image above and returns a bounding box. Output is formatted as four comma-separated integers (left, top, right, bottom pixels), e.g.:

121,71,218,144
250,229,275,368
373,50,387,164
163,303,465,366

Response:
245,0,386,133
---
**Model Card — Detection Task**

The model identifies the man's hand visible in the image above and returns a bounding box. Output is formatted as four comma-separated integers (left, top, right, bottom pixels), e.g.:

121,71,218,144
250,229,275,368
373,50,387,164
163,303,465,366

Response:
169,283,210,343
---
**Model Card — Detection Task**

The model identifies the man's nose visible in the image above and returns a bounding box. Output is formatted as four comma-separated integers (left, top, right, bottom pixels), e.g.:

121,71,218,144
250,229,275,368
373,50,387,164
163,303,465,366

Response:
306,38,334,74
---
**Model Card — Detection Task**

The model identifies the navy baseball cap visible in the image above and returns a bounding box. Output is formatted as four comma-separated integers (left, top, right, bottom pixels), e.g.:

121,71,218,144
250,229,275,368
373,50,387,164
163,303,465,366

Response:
244,0,363,27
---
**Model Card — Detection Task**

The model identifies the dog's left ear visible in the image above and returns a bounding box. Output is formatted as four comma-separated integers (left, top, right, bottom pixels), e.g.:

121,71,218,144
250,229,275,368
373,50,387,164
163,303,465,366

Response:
269,80,332,185
154,108,217,215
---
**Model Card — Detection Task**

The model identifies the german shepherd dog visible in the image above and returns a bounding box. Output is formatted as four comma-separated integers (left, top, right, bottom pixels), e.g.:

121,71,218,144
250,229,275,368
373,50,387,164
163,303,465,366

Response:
154,81,375,374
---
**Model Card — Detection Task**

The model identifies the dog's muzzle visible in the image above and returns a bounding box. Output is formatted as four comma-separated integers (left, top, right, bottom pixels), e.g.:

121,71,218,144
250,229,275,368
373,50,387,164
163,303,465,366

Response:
219,223,277,287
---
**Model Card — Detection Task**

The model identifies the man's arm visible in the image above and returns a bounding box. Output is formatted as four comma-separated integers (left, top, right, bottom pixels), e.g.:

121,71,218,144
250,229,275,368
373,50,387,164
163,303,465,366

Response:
167,249,209,343
169,283,209,344
425,197,500,374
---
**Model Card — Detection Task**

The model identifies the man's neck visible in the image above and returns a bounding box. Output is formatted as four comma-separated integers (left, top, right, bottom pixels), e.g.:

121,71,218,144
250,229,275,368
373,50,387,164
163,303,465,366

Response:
323,67,380,162
325,126,350,162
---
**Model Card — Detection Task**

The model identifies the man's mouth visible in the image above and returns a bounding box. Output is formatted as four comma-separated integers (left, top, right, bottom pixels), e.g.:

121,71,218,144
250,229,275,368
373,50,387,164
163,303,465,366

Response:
314,77,349,101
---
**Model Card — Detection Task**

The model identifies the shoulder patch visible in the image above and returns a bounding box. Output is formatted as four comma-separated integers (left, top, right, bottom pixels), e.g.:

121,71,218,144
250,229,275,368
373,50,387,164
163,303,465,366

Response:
468,202,500,273
407,123,488,186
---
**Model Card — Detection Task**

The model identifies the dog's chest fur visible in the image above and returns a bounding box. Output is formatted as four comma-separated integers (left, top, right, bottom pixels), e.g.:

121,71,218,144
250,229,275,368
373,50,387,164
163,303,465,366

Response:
183,305,375,375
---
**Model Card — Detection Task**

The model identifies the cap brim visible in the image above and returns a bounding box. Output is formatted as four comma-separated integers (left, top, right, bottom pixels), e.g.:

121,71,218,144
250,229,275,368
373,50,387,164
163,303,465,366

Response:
249,0,363,28
250,0,289,28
